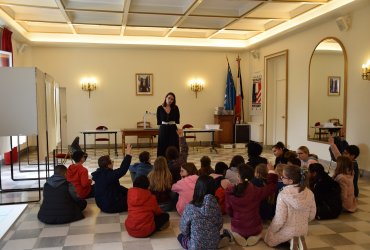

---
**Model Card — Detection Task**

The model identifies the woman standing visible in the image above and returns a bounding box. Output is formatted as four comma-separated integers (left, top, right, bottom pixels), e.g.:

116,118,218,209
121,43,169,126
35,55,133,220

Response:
157,92,180,157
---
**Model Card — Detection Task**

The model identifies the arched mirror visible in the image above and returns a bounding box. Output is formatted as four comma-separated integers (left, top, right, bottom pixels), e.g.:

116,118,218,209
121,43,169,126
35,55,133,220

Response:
308,37,347,142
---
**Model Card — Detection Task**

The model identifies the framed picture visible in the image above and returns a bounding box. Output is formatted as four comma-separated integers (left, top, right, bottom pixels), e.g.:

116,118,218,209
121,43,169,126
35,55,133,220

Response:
136,73,153,95
0,50,13,67
328,76,340,96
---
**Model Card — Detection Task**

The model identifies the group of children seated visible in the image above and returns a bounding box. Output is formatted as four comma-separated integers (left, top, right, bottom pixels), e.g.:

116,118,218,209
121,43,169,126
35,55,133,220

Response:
37,130,360,250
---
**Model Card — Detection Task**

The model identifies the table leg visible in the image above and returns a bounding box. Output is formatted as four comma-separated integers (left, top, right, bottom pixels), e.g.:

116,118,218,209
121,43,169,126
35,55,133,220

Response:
114,132,118,156
210,131,218,153
122,133,126,155
83,133,87,152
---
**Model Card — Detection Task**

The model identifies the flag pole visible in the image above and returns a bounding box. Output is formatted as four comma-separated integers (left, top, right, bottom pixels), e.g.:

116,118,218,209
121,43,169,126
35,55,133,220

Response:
236,55,244,123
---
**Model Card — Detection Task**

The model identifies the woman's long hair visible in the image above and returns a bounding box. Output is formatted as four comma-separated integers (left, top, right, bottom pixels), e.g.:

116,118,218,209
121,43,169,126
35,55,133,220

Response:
232,164,254,197
283,164,307,192
148,156,172,192
192,175,215,207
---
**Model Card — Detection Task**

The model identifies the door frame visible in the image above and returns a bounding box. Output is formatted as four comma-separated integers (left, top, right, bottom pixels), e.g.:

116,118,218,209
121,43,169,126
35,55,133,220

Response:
264,50,288,146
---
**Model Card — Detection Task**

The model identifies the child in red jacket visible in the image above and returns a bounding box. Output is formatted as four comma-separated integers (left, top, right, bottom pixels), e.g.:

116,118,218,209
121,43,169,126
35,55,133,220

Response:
125,175,170,238
67,151,94,199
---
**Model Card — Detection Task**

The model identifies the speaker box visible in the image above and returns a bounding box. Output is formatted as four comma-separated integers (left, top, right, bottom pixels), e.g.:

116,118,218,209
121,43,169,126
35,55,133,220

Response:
336,16,351,32
235,124,250,143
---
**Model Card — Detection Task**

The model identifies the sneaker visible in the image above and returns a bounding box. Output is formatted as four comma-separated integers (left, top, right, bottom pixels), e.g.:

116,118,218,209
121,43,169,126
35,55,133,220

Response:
246,234,261,246
298,236,308,250
290,237,299,250
222,229,233,242
159,221,170,231
218,235,230,249
231,231,247,247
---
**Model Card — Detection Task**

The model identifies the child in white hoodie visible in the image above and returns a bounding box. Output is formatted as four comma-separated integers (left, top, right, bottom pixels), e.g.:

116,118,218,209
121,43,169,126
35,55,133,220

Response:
264,164,316,248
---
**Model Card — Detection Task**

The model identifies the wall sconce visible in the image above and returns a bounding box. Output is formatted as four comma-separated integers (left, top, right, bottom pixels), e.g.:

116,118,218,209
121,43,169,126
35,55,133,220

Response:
189,78,204,98
362,60,370,81
81,77,97,98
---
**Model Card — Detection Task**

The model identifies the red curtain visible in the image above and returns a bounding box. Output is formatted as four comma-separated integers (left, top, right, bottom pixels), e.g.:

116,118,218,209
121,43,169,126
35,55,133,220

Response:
1,27,13,52
1,27,13,66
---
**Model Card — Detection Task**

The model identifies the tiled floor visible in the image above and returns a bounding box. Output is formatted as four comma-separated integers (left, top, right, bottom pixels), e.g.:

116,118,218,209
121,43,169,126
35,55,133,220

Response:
0,146,369,249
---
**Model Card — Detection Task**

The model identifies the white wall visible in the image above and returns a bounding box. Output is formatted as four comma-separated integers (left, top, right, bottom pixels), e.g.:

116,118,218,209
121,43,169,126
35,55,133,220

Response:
13,47,245,147
248,3,370,169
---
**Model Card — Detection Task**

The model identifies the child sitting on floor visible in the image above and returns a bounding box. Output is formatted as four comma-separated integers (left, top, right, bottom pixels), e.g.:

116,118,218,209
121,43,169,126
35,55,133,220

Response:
178,175,230,249
38,164,86,224
172,163,199,215
125,175,170,238
264,165,316,248
148,156,174,212
198,156,215,176
129,151,153,182
333,156,358,212
67,150,94,199
92,144,132,213
225,163,277,247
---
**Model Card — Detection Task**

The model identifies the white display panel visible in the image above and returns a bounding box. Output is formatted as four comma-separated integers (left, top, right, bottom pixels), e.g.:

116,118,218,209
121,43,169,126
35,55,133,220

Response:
0,67,40,136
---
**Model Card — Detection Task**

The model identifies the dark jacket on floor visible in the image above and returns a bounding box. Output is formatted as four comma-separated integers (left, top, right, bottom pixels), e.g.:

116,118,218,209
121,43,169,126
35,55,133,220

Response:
38,174,86,224
92,155,132,213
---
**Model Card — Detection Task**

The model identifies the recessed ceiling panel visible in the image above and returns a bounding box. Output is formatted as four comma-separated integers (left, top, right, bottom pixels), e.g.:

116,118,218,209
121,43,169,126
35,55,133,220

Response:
129,0,193,14
212,30,261,40
192,0,262,17
74,24,121,35
124,26,170,37
17,21,72,33
62,0,125,12
127,13,180,27
5,6,66,22
67,10,123,25
169,28,217,38
247,2,304,19
227,18,272,31
180,16,235,29
0,0,58,8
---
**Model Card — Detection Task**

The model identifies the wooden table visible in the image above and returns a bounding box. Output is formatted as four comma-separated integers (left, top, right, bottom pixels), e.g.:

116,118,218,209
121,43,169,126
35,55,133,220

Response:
121,128,159,154
312,126,342,140
81,130,118,156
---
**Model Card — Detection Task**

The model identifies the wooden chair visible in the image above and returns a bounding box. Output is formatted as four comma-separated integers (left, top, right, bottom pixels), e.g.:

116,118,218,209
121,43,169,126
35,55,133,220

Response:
328,118,340,126
95,125,110,155
182,124,198,149
53,136,81,166
137,121,154,148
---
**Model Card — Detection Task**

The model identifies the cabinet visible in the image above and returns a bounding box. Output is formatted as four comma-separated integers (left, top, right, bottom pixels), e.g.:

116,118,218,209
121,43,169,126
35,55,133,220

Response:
235,124,250,143
214,115,234,145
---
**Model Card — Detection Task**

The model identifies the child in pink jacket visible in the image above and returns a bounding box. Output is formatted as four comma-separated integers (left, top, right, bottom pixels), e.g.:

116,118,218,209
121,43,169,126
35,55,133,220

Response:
264,164,316,247
172,163,198,215
333,156,357,212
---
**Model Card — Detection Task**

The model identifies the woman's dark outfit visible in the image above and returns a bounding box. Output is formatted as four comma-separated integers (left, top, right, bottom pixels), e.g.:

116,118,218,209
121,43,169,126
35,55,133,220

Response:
156,105,180,157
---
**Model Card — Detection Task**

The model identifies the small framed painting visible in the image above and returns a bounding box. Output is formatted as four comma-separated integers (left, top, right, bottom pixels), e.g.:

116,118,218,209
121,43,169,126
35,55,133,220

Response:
328,76,340,96
136,73,153,95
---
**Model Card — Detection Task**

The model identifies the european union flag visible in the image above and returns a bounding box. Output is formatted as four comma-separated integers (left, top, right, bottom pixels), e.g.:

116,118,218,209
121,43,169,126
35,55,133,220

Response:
224,62,236,110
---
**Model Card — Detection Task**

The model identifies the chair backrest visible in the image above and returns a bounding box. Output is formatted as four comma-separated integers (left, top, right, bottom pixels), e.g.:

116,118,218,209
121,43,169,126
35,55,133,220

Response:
328,118,340,126
96,125,108,130
182,124,194,129
137,121,151,128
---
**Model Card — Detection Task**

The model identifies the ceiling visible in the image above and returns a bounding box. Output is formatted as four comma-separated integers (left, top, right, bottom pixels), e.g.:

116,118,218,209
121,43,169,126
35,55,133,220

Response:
0,0,357,49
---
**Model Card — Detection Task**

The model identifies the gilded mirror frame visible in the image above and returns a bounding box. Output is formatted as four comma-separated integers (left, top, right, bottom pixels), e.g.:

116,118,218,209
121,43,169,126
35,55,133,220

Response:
307,37,347,143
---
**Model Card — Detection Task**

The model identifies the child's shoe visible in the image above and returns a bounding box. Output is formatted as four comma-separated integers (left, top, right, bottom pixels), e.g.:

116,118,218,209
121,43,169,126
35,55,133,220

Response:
222,229,233,242
231,231,247,246
159,221,170,230
246,234,261,246
218,235,230,249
